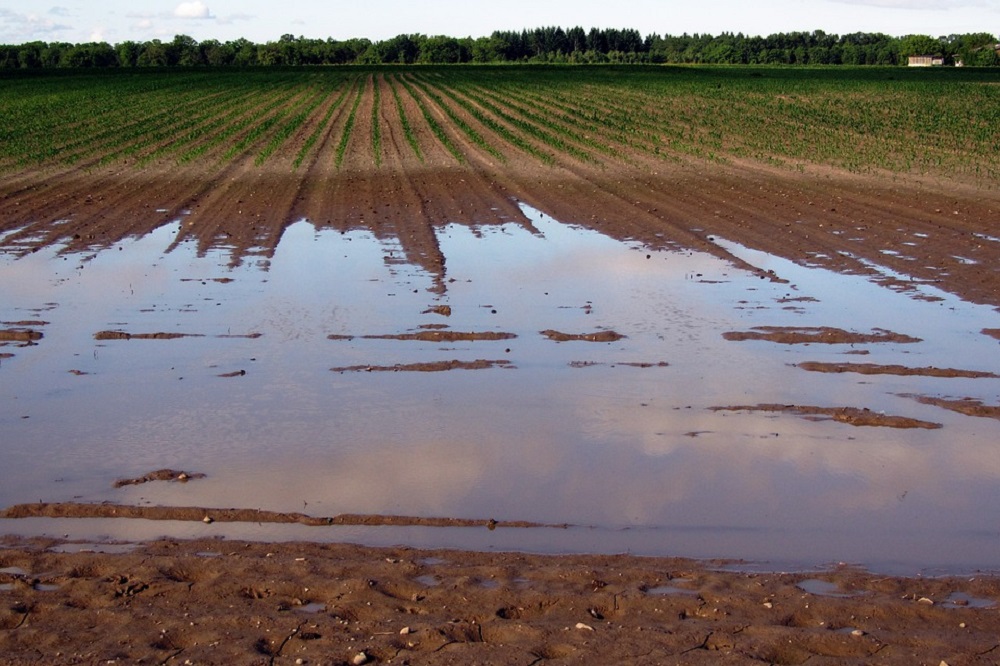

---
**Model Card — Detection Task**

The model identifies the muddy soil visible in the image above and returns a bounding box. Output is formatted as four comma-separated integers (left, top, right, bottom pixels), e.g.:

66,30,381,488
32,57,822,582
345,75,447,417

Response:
4,74,1000,663
722,326,923,345
2,536,999,665
330,359,513,373
900,394,1000,420
796,362,999,378
711,404,943,429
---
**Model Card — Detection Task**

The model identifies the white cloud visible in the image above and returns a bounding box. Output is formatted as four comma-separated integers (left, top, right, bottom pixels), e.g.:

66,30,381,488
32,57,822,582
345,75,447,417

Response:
216,13,255,26
173,2,213,19
0,8,71,41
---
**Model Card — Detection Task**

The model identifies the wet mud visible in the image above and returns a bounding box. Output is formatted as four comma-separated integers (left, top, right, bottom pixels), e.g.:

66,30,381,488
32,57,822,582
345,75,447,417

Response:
330,359,513,373
0,329,43,343
113,469,207,489
1,536,999,664
0,503,554,529
712,404,943,429
3,73,1000,663
796,362,999,378
540,329,626,343
349,331,517,342
900,394,1000,420
94,330,262,340
723,326,922,345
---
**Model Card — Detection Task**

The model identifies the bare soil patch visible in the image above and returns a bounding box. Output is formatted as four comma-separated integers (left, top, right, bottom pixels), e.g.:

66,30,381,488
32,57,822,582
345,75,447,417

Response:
94,331,260,340
0,330,43,343
330,359,512,373
352,331,517,343
4,72,1000,664
711,404,942,429
113,469,207,489
94,331,202,341
900,394,1000,420
540,329,626,343
796,362,998,378
1,536,998,664
569,360,670,368
723,326,922,345
0,503,552,530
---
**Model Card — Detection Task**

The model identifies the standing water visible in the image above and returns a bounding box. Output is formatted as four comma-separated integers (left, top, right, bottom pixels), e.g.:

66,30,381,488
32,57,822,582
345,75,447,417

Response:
2,204,999,574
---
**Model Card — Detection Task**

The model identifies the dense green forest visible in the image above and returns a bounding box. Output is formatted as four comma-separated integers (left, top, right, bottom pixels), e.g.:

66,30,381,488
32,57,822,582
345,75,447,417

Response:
2,27,998,69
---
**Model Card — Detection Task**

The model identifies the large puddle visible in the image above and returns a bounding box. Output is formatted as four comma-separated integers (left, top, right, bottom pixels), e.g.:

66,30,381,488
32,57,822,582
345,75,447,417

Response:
2,205,1000,574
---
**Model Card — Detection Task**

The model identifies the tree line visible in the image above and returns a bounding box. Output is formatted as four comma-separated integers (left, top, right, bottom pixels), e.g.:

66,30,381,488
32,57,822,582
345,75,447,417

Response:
2,28,998,69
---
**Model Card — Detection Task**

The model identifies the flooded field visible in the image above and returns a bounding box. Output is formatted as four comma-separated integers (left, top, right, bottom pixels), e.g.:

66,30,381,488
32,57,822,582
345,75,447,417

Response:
3,204,999,574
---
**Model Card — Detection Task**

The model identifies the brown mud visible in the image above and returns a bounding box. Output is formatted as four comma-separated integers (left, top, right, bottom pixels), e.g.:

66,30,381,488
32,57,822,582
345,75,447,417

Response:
3,77,1000,310
795,362,999,378
4,73,1000,662
569,360,670,368
723,327,923,345
711,404,943,429
540,329,627,343
94,330,262,340
112,470,207,489
352,331,517,343
330,359,513,373
0,330,43,343
900,394,1000,420
0,504,554,530
2,536,999,665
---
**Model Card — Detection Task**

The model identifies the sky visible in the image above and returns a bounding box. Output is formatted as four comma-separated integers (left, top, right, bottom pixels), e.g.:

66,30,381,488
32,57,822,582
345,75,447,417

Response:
1,0,997,45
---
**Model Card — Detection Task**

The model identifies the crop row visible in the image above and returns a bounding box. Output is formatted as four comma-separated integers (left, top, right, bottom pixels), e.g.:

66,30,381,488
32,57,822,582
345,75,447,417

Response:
1,66,997,184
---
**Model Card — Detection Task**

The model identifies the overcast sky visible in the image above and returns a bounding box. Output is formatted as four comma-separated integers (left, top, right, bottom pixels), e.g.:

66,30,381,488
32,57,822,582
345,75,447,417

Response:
1,0,997,45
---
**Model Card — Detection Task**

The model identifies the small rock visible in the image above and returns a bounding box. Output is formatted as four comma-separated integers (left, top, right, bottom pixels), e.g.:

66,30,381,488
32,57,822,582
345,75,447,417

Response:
851,629,865,636
202,515,213,524
917,597,934,605
352,652,370,665
762,601,773,609
399,626,411,635
575,622,594,631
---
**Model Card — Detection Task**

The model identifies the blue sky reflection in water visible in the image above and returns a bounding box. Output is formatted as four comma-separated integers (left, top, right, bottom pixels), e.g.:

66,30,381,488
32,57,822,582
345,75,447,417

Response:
1,204,1000,574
